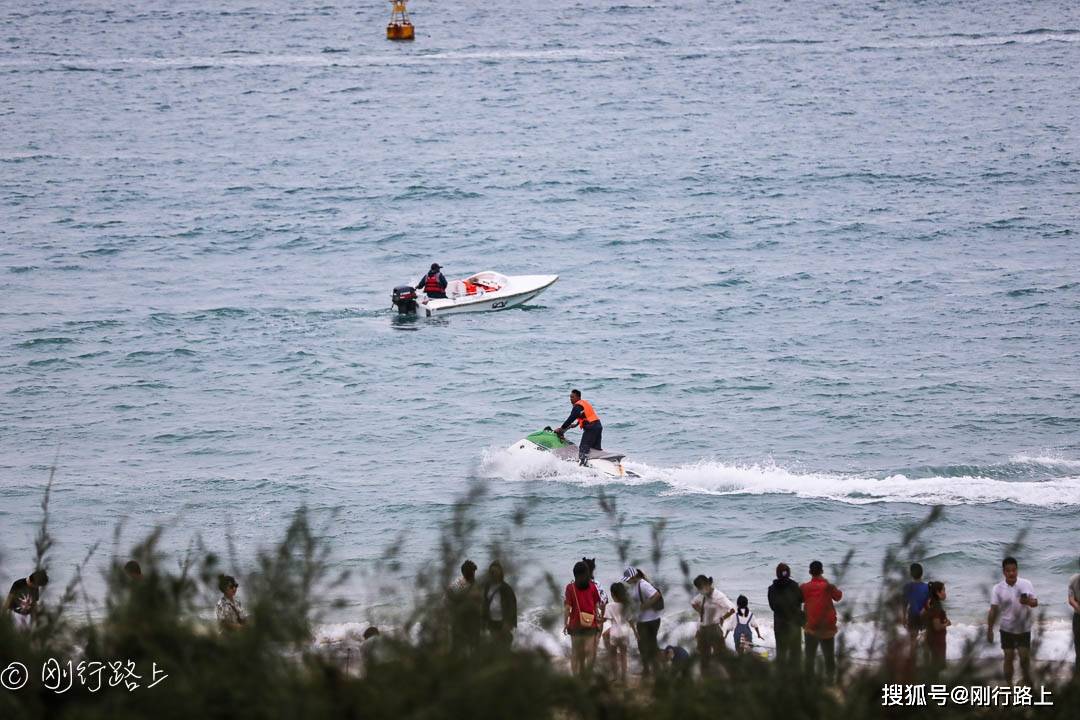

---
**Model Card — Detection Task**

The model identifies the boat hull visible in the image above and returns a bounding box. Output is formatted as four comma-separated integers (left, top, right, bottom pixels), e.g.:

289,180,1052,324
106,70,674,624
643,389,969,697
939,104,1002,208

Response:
421,274,557,316
508,436,630,478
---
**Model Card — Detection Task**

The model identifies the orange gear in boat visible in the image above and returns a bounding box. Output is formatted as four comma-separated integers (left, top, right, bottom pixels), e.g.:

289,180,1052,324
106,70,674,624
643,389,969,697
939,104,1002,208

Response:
463,281,478,294
575,399,599,428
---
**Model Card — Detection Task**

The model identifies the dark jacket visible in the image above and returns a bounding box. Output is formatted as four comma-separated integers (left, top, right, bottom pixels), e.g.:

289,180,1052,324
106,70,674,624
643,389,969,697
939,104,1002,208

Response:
481,581,517,629
768,576,804,630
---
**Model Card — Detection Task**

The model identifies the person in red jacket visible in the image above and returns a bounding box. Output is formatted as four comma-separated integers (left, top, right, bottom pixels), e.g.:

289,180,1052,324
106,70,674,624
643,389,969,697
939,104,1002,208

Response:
564,560,603,676
801,560,843,682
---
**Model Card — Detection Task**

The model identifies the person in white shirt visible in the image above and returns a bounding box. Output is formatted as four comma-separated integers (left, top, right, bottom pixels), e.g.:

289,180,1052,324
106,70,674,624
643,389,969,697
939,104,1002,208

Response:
622,566,664,676
691,574,736,670
987,556,1038,686
603,582,633,684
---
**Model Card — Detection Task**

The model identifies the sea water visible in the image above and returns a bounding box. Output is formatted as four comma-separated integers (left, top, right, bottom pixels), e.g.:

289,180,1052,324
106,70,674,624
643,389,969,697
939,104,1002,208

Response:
2,1,1078,659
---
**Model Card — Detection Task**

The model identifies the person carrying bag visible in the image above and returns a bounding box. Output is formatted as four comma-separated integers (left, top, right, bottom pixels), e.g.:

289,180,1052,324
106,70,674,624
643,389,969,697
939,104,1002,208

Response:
565,561,603,676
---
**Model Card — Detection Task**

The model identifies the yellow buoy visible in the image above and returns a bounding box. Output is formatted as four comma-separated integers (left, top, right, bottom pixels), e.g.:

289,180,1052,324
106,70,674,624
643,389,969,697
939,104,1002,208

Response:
387,1,415,41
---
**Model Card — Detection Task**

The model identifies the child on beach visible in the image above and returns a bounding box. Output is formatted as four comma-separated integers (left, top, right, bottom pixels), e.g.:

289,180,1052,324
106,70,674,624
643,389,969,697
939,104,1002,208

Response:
729,594,764,655
603,582,633,684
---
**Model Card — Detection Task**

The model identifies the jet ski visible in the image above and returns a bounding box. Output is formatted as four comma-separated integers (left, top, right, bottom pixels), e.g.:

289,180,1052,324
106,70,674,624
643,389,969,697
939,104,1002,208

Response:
507,428,638,478
391,271,558,317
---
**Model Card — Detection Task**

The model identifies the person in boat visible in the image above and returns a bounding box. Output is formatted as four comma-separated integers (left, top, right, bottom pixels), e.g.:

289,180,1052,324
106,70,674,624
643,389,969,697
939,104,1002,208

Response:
554,389,603,465
417,263,448,299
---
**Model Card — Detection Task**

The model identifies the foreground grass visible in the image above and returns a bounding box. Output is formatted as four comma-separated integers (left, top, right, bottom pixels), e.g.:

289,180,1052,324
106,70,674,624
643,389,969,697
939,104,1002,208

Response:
1,484,1076,719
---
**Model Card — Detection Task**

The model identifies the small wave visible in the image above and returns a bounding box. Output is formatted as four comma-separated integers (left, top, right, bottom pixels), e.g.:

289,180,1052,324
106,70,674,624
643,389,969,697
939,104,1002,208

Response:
1,154,58,163
1011,453,1080,470
854,30,1080,52
16,337,74,348
123,348,198,362
28,357,75,368
0,48,633,73
78,247,122,257
392,186,482,201
605,5,659,14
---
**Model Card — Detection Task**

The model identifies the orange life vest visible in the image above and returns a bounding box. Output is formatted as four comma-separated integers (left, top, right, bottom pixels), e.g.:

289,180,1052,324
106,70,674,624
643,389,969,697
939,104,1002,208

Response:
575,399,600,427
424,273,444,295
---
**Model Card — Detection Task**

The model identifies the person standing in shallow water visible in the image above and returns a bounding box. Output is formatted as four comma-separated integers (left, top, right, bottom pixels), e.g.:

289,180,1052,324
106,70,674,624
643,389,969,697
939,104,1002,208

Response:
622,566,664,677
603,582,633,684
902,563,930,646
801,560,842,683
1069,557,1080,673
215,575,246,632
924,581,950,672
447,559,481,655
582,557,608,656
691,574,735,671
564,561,603,676
730,594,764,655
481,561,517,650
987,556,1038,686
4,569,49,629
768,562,804,669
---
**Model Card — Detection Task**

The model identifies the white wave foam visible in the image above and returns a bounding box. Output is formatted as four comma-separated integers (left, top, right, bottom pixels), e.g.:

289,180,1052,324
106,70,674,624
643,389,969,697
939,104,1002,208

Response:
660,617,1075,664
0,48,632,72
1011,453,1080,470
652,461,1080,507
481,449,1080,507
478,445,654,487
310,616,1076,666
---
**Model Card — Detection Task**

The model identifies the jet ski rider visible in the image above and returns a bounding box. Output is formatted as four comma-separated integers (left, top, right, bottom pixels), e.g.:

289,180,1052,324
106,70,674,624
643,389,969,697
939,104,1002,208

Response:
554,389,603,466
417,263,448,299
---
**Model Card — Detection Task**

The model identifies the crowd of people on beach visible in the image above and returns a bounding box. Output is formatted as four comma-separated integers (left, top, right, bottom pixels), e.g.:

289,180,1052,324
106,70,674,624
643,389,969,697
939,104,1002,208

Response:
6,554,1080,685
435,554,1080,685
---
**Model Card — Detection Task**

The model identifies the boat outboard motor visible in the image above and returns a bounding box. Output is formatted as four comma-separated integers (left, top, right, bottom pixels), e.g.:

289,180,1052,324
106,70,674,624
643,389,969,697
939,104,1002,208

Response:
391,285,418,314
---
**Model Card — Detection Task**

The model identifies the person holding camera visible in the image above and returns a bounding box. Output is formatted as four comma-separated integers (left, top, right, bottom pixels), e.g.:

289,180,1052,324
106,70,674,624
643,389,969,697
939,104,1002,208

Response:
987,556,1037,686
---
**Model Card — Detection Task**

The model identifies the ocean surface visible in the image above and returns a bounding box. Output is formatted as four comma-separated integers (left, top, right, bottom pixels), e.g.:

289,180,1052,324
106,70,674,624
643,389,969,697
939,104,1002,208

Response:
2,1,1079,659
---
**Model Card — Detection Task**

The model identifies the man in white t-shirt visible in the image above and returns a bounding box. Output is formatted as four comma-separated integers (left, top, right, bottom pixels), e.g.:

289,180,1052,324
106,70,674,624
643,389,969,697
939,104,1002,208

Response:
986,556,1038,686
1068,557,1080,671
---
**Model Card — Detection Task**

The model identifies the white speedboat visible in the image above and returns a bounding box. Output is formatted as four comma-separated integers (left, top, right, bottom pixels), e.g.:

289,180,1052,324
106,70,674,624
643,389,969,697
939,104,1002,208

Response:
391,271,558,317
507,428,637,478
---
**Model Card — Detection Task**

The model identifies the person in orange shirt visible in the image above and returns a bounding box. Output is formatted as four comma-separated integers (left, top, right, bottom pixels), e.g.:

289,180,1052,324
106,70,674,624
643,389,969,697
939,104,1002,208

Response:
801,560,843,683
554,389,603,466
